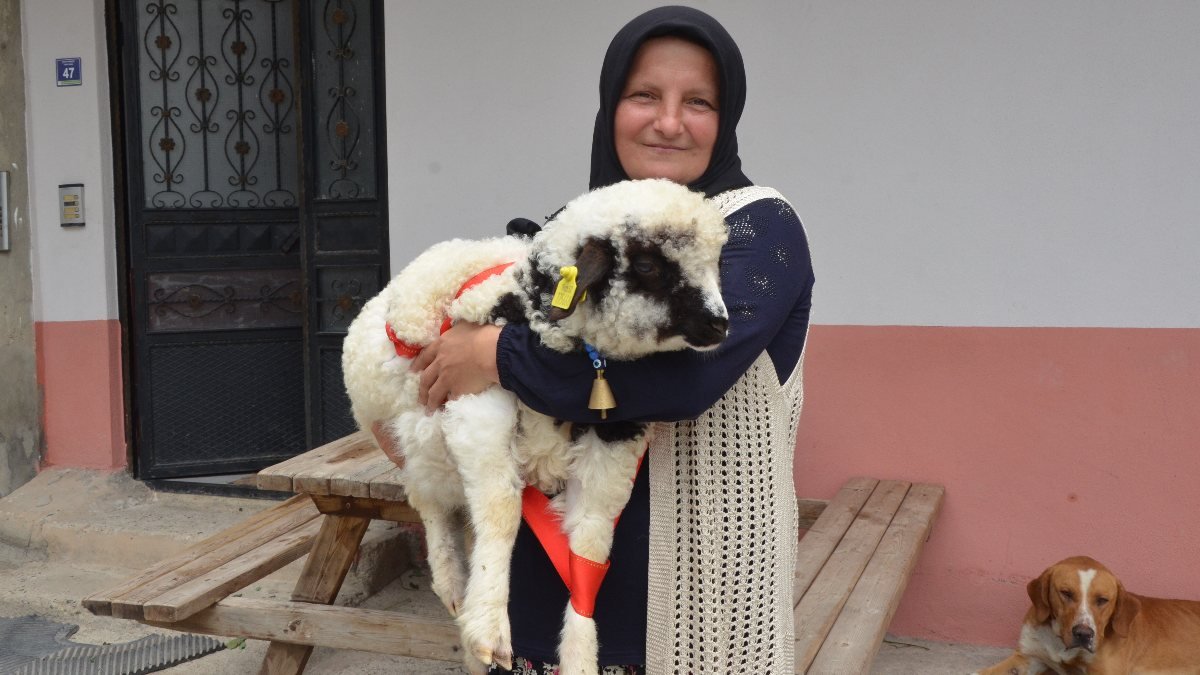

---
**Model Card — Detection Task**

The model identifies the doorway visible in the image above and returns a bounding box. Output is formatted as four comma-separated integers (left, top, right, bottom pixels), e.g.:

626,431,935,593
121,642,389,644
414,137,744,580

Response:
114,0,389,479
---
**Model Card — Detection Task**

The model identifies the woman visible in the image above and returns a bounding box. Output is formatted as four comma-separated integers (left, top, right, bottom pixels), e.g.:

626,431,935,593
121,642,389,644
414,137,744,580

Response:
413,6,814,673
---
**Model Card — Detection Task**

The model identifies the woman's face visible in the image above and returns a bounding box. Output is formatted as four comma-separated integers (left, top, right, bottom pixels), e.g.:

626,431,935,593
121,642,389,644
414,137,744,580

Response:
614,36,719,185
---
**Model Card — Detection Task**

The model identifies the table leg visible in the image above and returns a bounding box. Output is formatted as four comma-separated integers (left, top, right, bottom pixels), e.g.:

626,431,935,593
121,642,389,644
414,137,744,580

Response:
258,510,371,675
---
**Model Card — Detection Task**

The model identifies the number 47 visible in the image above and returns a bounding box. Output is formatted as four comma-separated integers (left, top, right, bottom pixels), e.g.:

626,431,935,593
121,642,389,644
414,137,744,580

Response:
62,66,75,78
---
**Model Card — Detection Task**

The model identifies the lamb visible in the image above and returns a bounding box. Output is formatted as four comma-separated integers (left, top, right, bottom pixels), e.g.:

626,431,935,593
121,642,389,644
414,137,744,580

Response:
341,178,730,675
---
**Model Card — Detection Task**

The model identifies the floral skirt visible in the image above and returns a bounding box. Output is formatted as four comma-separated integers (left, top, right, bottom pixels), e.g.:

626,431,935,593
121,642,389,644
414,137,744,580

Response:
489,658,641,674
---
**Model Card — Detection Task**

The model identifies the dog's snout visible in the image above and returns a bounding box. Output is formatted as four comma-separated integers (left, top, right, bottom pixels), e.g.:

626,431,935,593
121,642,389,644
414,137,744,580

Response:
1071,624,1095,648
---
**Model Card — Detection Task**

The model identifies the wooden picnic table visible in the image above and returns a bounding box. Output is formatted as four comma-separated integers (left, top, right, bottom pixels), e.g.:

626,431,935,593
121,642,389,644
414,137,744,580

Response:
84,430,944,674
248,430,464,672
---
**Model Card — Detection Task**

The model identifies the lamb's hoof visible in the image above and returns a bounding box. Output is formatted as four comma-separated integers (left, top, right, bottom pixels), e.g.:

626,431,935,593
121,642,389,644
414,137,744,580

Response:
461,640,511,674
487,646,513,672
436,593,463,618
431,580,465,618
463,653,490,675
459,606,512,673
466,635,512,671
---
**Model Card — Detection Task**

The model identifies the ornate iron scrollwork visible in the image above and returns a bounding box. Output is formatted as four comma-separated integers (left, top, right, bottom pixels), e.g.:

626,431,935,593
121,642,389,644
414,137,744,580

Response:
314,0,376,200
316,266,379,333
140,0,297,209
148,269,303,331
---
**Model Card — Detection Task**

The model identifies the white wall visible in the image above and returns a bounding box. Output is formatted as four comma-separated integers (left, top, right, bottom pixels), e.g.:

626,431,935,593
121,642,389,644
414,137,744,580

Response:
19,1,1198,328
23,0,117,323
385,1,1200,329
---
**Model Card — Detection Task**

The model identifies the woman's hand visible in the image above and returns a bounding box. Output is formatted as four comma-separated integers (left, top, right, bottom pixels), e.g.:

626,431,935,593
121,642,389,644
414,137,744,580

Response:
410,322,502,413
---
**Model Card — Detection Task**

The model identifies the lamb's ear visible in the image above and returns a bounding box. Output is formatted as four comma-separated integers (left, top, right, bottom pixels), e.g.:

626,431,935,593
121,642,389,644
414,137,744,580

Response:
547,238,614,321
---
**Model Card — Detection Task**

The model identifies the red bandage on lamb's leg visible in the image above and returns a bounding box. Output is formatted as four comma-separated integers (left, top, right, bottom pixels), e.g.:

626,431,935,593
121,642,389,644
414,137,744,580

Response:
521,449,644,618
522,486,571,587
568,551,611,618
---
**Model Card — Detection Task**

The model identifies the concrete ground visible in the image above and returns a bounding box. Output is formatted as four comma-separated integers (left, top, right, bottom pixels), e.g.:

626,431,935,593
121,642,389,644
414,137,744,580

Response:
0,468,1013,674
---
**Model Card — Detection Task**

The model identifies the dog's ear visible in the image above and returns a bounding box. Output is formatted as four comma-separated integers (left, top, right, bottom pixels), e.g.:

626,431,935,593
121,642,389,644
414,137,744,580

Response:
547,238,613,321
1108,581,1141,637
1027,568,1054,624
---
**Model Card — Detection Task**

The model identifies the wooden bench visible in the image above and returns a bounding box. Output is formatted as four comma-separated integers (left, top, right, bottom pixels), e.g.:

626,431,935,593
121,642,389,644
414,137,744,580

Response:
84,431,943,674
84,432,462,674
794,477,944,674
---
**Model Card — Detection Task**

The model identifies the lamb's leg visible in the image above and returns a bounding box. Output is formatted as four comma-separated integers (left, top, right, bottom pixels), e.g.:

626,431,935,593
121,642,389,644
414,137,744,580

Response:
442,389,522,673
557,431,649,675
383,415,468,618
406,495,467,616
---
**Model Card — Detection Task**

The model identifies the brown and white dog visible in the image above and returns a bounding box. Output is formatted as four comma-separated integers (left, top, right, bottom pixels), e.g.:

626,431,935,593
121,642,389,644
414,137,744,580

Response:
973,556,1200,675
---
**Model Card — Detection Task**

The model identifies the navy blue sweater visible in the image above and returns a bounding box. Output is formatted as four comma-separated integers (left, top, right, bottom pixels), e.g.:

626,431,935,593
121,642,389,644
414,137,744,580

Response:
497,195,814,664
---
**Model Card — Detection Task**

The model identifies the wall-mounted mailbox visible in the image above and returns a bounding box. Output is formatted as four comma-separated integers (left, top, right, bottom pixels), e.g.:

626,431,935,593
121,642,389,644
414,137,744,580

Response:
0,171,9,251
59,183,84,227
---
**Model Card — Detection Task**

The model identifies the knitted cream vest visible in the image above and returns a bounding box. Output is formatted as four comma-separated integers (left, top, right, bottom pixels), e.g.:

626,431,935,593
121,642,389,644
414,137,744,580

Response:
646,186,806,674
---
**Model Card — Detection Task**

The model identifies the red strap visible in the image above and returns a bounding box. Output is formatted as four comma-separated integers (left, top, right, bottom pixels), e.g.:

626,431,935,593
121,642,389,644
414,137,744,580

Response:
521,486,572,586
385,262,515,358
520,451,646,619
441,261,515,333
385,323,423,358
569,552,610,618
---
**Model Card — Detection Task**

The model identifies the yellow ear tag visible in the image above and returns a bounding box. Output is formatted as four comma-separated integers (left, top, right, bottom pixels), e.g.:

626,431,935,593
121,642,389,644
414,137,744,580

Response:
552,265,579,310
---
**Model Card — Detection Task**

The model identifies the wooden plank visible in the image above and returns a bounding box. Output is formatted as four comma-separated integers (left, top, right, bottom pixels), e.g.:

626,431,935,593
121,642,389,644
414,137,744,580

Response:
807,484,945,675
794,477,877,606
367,466,407,502
142,516,324,623
84,495,316,617
144,596,462,662
289,513,371,604
259,512,372,674
797,498,829,530
108,497,321,620
310,494,422,524
261,644,307,675
328,449,397,498
794,480,910,673
257,432,374,493
293,441,380,496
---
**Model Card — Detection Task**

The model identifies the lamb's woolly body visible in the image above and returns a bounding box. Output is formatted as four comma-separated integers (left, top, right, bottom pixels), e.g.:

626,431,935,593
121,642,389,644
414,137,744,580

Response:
342,179,728,675
381,236,530,347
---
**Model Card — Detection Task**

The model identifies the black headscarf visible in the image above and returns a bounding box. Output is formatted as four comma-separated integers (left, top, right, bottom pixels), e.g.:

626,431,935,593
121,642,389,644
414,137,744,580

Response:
589,5,752,197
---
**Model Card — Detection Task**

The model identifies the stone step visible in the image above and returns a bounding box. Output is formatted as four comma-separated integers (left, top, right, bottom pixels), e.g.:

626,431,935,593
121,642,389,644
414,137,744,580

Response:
0,468,424,603
0,555,463,674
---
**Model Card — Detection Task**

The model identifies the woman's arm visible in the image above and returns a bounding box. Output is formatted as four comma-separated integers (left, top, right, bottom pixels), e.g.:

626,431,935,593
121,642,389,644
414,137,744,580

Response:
498,197,813,422
415,197,814,422
411,322,503,412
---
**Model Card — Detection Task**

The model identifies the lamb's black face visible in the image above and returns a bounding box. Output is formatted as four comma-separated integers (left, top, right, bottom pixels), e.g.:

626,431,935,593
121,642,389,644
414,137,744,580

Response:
623,240,678,295
524,230,728,357
622,239,729,350
665,284,729,348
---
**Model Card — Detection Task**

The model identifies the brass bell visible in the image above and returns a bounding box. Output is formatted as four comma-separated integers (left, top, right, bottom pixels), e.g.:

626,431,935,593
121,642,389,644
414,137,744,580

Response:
588,369,617,419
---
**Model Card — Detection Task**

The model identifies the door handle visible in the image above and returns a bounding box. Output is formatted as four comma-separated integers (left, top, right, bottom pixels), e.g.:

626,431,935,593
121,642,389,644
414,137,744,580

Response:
279,226,300,254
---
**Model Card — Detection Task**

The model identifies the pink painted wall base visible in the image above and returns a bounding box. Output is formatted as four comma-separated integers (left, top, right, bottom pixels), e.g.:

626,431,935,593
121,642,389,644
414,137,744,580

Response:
31,318,1199,648
35,320,126,470
795,325,1200,646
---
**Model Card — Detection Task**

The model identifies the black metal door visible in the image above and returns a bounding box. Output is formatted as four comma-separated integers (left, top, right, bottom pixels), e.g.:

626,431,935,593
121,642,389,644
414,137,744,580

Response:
119,0,387,478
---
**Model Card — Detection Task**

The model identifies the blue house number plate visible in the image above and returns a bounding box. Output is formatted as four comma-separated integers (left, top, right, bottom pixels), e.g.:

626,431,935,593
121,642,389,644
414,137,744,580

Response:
56,58,82,87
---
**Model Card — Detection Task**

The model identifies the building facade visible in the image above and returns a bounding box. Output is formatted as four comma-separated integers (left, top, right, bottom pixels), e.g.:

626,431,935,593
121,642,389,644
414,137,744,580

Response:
8,0,1200,647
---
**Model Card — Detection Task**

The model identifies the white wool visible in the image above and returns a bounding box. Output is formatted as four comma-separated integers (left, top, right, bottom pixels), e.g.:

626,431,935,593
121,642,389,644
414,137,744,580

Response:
527,179,727,358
